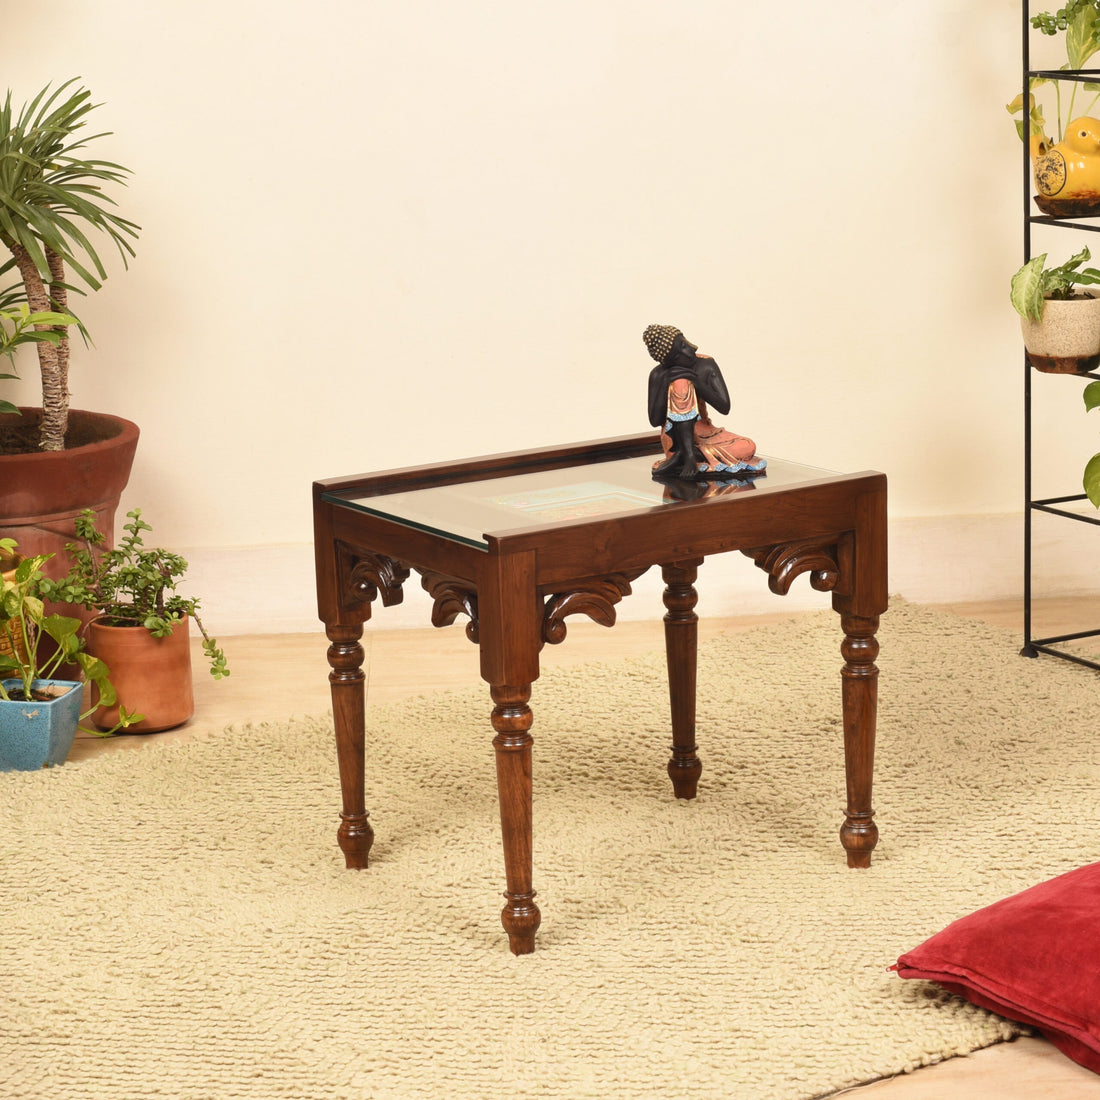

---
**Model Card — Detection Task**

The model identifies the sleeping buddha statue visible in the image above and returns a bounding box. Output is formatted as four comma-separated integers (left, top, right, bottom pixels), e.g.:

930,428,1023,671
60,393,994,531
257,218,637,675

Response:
643,324,766,481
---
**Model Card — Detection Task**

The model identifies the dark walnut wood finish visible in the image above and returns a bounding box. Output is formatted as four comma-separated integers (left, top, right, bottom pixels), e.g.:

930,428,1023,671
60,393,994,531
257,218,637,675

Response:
313,432,888,955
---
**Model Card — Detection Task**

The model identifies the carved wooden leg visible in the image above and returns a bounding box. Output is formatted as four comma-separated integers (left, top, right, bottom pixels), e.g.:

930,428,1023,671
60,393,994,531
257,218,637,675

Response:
491,684,541,955
326,623,373,869
662,560,703,799
839,613,880,868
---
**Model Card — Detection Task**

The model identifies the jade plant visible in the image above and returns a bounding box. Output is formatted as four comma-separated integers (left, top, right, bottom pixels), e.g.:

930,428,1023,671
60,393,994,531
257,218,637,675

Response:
40,509,230,679
0,538,139,732
1008,1,1100,144
0,79,139,450
1010,248,1100,321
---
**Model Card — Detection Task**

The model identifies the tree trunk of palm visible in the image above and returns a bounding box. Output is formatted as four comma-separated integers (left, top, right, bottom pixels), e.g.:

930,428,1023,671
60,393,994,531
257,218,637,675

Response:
45,249,71,450
9,243,68,451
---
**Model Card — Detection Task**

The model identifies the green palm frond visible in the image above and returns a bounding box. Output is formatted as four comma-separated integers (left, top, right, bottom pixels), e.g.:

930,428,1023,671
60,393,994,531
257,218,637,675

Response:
0,78,139,292
0,277,23,312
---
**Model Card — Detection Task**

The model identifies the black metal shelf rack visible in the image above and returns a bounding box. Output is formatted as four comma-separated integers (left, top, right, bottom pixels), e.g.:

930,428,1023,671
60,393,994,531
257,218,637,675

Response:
1021,2,1100,671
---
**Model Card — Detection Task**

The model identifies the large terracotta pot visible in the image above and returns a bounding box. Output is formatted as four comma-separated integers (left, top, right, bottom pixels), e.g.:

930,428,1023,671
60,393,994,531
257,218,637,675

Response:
85,615,194,733
0,408,139,614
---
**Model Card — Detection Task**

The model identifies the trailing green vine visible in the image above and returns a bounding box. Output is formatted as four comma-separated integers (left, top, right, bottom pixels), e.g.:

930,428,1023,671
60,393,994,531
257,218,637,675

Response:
1084,382,1100,507
0,538,141,733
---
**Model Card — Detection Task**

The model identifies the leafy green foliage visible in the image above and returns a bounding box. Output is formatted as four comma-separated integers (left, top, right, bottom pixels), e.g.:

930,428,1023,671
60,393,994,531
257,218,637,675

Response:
41,509,230,680
1007,90,1050,141
0,79,138,449
1010,248,1100,321
1009,5,1100,142
0,304,79,414
0,79,138,289
0,541,140,732
1033,1,1100,40
1083,381,1100,507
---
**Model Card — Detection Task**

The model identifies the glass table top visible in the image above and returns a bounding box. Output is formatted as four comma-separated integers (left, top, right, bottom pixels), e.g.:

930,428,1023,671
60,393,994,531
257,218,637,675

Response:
325,454,838,550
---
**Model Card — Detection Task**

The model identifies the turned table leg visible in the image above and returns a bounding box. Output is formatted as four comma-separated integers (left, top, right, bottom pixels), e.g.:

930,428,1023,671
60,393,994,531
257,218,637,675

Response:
491,683,541,955
326,623,373,869
662,560,703,799
839,613,880,868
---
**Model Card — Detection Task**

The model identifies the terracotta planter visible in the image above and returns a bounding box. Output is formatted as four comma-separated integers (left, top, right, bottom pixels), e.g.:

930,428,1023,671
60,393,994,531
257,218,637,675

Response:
85,615,194,733
1020,292,1100,375
0,408,140,589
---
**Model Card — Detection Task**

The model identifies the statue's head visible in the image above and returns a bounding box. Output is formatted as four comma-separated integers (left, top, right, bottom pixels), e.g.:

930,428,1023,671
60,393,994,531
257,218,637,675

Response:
644,325,702,367
643,324,683,365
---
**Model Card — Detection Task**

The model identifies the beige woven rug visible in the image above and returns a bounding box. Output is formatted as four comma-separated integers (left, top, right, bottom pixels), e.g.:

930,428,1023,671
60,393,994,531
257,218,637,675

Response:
3,602,1098,1100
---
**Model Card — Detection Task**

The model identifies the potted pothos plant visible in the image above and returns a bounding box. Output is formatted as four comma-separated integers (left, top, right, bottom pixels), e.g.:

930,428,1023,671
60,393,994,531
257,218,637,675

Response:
0,537,138,769
1010,247,1100,373
0,79,141,588
41,509,230,733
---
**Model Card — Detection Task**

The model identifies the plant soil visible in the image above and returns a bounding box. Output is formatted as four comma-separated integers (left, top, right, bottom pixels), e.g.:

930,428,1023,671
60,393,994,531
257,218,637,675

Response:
0,411,113,456
1048,290,1098,302
6,686,67,702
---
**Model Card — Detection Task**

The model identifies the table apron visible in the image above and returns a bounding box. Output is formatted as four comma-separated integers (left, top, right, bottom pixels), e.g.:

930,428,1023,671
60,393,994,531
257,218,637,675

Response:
319,475,887,621
328,506,486,582
514,480,884,587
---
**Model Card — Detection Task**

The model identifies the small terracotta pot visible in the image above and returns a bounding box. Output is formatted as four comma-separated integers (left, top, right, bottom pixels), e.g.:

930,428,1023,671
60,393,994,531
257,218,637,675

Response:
1021,292,1100,375
85,614,194,733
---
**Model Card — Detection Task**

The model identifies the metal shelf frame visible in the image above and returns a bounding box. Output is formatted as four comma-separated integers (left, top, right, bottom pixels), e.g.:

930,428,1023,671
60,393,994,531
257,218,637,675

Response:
1021,1,1100,672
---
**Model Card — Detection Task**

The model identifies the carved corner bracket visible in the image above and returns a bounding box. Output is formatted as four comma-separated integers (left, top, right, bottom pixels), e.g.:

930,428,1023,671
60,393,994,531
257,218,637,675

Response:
338,543,411,613
419,571,480,643
742,537,846,597
540,568,648,646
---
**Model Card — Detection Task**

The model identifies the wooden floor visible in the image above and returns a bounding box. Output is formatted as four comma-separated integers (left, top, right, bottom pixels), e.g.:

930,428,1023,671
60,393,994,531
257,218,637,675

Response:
68,598,1100,1099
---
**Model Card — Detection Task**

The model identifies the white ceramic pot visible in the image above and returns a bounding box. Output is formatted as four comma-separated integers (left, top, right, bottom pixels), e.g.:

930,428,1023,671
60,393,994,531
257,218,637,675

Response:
1020,291,1100,374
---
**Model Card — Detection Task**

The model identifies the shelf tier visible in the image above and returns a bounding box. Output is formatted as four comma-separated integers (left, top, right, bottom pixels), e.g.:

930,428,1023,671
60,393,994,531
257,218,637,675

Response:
1028,362,1100,380
1024,640,1100,672
1028,216,1100,232
1030,494,1100,524
1027,69,1100,82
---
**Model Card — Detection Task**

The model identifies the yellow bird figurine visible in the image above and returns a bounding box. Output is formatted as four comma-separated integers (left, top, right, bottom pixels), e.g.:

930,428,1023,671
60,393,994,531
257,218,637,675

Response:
1033,117,1100,216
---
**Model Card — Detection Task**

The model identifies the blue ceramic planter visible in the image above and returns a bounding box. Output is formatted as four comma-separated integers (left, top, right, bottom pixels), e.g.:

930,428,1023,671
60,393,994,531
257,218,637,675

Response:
0,679,83,771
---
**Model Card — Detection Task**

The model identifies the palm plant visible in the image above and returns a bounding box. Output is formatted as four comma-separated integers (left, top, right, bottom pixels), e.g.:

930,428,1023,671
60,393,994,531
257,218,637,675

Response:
0,79,139,451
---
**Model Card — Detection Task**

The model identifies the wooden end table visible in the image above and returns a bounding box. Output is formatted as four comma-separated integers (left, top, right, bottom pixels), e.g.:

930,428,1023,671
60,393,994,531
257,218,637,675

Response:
313,432,888,955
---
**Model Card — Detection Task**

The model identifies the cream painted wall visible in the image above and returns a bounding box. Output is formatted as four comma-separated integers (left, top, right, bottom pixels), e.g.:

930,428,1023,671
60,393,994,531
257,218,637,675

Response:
7,1,1085,633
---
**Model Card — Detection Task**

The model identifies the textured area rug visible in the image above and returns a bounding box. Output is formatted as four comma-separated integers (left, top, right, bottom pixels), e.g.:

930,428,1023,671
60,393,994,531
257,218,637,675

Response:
3,602,1099,1100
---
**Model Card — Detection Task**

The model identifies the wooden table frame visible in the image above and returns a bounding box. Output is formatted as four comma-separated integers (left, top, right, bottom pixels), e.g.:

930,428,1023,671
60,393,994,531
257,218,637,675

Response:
313,432,888,955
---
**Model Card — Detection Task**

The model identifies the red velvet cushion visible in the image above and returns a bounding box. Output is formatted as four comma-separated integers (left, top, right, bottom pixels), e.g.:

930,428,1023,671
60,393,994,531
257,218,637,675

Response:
894,862,1100,1074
